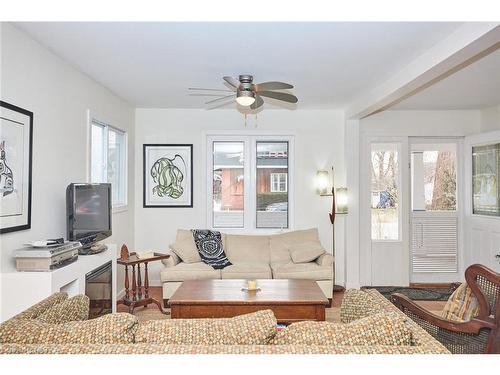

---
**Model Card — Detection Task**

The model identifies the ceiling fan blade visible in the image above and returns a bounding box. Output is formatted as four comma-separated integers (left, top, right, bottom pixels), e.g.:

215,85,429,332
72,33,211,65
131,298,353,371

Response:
258,91,298,103
205,94,236,105
188,88,234,92
223,76,241,89
250,95,264,110
254,81,294,91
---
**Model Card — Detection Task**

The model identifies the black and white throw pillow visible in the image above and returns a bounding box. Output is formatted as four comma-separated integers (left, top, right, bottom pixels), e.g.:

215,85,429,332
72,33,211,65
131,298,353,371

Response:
191,230,232,269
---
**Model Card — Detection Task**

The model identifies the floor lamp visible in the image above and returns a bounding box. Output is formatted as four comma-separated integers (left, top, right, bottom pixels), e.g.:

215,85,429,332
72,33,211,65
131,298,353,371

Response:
316,168,347,299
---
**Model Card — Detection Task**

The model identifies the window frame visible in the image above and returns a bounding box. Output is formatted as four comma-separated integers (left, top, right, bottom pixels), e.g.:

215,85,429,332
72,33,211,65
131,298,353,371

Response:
88,116,128,211
270,172,288,193
370,142,402,242
410,143,458,213
206,133,294,232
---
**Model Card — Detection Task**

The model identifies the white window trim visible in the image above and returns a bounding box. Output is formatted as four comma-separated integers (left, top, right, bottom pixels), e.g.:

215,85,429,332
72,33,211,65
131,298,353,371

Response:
205,132,295,233
87,111,128,212
270,173,288,193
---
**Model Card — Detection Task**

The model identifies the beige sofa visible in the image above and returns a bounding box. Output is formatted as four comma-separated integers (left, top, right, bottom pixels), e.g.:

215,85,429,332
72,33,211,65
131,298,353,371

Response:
161,228,334,303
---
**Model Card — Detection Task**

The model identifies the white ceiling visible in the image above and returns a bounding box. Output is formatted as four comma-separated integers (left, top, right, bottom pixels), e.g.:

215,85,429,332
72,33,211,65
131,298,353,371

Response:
15,22,463,109
392,48,500,110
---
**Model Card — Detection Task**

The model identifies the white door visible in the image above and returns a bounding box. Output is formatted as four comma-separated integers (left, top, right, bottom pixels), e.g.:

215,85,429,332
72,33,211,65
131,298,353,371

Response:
409,139,462,283
360,137,410,286
464,131,500,273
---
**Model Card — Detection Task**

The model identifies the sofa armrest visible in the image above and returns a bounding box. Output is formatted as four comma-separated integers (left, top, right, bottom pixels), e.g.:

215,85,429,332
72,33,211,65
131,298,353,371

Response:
340,289,380,323
315,252,333,267
161,249,181,268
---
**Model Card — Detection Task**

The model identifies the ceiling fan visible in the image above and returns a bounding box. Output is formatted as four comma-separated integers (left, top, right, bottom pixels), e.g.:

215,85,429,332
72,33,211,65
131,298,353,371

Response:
189,75,298,110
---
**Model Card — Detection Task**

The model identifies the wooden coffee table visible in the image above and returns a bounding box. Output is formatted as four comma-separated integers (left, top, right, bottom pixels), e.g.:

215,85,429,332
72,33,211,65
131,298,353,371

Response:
169,279,329,324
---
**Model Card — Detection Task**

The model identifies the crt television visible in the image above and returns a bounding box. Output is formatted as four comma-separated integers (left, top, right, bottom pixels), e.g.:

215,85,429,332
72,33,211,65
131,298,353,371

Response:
66,183,112,248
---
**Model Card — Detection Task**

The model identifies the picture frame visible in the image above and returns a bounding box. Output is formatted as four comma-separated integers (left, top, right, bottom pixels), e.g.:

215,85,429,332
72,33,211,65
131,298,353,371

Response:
0,101,33,233
143,144,193,208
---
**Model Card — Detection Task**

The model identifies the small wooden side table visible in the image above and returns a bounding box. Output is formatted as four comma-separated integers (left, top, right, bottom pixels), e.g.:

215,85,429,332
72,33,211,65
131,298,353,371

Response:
117,251,170,314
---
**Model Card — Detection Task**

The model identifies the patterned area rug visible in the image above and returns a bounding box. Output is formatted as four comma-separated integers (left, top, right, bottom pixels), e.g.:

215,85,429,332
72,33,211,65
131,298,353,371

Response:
362,286,455,301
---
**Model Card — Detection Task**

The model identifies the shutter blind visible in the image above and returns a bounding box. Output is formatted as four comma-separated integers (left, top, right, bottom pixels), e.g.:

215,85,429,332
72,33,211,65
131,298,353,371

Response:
411,216,458,273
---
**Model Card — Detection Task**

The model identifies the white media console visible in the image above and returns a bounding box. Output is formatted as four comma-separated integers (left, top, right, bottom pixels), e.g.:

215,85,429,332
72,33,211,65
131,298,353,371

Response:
1,244,117,321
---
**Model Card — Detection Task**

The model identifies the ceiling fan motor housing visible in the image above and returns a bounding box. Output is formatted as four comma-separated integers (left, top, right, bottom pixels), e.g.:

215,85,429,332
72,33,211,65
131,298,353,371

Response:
238,75,254,91
238,75,253,83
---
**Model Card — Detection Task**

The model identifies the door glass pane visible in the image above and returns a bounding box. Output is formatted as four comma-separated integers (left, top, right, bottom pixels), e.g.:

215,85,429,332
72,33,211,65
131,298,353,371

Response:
213,142,244,228
256,142,288,228
411,146,456,211
371,145,399,240
91,123,105,183
473,143,500,216
108,128,126,206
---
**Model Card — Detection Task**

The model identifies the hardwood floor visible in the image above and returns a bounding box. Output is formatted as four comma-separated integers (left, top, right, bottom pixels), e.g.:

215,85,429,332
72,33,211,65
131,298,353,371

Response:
116,286,445,322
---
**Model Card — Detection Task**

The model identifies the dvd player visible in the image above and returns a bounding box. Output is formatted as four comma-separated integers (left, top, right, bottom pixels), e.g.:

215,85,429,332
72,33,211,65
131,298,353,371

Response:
15,241,82,272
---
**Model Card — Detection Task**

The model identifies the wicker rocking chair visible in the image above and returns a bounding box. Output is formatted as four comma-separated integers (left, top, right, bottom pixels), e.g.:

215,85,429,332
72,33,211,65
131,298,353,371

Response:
392,264,499,354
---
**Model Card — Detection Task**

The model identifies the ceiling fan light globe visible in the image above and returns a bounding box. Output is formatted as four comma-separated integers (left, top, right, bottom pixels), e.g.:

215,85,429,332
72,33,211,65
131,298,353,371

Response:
236,96,256,106
236,90,256,106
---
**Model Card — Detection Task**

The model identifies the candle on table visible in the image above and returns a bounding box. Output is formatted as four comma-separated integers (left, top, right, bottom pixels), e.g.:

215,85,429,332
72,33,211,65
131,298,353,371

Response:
247,279,257,290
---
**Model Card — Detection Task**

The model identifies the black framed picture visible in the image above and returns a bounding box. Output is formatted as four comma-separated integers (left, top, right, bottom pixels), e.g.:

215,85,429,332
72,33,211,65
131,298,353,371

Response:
143,144,193,208
0,101,33,233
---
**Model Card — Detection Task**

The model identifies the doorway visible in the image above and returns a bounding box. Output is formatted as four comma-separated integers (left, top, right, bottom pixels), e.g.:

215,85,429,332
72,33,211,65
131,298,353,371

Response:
361,136,463,286
409,138,462,283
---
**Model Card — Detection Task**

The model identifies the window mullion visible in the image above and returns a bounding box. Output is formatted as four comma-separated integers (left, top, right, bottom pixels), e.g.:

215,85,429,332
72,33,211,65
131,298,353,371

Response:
245,136,255,230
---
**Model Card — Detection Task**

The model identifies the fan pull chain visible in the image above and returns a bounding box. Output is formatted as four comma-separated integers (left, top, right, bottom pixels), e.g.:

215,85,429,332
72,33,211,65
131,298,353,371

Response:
255,114,258,128
244,113,247,127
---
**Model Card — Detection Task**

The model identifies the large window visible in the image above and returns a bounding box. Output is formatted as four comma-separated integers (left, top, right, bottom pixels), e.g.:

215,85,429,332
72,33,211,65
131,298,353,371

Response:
208,136,293,230
411,144,457,212
90,119,127,208
371,144,400,240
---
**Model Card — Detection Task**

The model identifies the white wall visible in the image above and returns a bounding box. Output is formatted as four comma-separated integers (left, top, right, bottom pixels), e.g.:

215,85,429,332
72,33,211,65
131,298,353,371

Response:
0,24,135,312
134,108,346,285
480,105,500,132
361,110,481,137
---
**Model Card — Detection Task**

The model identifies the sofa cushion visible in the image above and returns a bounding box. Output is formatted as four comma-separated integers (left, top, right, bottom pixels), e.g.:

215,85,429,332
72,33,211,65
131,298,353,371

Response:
135,309,277,345
269,228,320,264
170,238,201,263
225,234,270,263
160,262,221,282
12,292,68,320
440,283,480,322
272,262,332,280
35,295,90,324
271,312,413,346
0,313,138,344
290,241,326,263
221,263,272,279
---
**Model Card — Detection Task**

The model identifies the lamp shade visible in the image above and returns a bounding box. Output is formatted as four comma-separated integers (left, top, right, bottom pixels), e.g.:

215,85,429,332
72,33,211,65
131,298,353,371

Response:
315,170,330,195
335,187,348,214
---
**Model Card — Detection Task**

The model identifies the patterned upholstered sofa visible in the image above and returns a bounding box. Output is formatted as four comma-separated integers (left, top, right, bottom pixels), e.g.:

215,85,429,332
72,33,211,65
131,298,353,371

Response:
0,290,449,354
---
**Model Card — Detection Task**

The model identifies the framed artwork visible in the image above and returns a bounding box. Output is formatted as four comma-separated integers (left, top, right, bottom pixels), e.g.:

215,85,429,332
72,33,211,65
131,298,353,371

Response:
0,101,33,233
143,144,193,208
472,143,500,216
